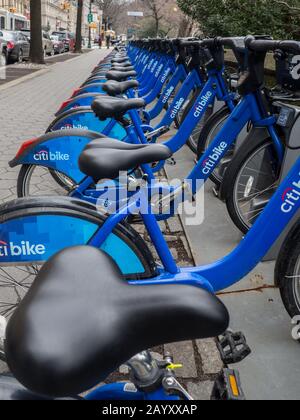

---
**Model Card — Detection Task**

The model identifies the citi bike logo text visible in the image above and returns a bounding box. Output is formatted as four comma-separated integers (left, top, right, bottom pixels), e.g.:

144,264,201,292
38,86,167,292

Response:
33,150,70,162
162,86,175,104
160,68,170,84
170,98,185,119
60,124,89,130
281,177,300,213
0,240,46,257
151,61,158,73
201,142,228,175
194,91,213,118
155,64,163,78
290,56,300,80
148,59,154,69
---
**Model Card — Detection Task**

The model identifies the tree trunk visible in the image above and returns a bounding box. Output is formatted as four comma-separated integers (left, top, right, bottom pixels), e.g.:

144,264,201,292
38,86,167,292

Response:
29,0,45,64
178,16,194,38
75,0,83,53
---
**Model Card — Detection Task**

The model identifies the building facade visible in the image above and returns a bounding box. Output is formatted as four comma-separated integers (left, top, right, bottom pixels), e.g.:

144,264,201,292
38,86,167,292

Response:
0,0,103,41
82,1,103,41
41,0,77,33
0,0,30,30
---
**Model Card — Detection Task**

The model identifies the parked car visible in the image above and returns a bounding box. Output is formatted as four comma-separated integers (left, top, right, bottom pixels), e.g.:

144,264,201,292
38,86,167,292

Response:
21,29,55,57
0,33,7,67
0,30,29,63
42,31,55,56
50,35,64,54
52,31,75,52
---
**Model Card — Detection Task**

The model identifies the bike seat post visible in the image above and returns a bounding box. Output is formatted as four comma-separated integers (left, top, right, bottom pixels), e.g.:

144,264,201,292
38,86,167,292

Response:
128,109,149,145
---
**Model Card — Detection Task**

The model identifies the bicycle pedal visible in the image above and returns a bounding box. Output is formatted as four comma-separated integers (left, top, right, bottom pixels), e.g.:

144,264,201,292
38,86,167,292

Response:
211,368,245,401
217,331,251,364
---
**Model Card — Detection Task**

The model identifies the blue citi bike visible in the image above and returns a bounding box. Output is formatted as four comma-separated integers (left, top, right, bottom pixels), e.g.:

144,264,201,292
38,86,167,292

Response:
0,37,299,401
0,37,299,322
13,38,245,199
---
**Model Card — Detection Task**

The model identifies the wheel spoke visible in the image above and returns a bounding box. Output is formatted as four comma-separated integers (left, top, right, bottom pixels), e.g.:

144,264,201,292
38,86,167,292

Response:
0,265,40,319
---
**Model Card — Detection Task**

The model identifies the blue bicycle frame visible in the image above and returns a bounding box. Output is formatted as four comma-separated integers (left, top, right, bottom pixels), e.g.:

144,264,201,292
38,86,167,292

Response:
147,63,188,121
80,88,289,295
86,148,298,294
85,383,180,401
69,67,236,203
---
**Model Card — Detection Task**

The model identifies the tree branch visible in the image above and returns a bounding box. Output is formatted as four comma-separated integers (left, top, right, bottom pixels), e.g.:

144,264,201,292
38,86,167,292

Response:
274,0,300,12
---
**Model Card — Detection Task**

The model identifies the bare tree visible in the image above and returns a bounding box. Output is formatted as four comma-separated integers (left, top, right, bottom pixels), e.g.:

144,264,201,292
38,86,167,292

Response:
75,0,84,53
143,0,170,37
274,0,300,12
177,15,195,38
30,0,44,64
94,0,127,33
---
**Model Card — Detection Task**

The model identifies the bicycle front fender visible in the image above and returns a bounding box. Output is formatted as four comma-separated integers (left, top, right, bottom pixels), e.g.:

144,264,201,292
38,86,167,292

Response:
9,129,102,185
55,93,106,117
46,108,127,140
0,196,157,279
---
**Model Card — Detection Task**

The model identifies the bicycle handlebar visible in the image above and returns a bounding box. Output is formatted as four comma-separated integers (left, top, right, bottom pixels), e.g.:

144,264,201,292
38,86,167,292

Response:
132,35,300,55
245,35,300,54
175,35,300,55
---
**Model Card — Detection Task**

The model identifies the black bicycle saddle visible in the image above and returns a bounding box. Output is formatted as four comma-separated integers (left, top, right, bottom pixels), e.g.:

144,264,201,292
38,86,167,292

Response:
79,137,172,181
106,70,137,82
111,65,135,72
102,80,139,96
92,95,145,120
110,60,132,67
111,57,130,64
5,246,229,398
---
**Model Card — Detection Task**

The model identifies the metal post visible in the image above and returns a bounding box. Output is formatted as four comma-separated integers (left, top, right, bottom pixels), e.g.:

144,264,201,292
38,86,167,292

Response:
88,0,92,49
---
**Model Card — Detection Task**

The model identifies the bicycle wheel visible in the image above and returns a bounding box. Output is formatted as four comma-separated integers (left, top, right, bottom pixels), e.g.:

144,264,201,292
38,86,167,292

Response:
275,220,300,320
17,165,76,197
197,106,234,187
0,199,157,320
0,264,40,319
224,138,281,234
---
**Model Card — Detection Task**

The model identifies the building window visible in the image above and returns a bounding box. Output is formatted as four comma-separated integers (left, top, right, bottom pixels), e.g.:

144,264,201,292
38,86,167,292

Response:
0,17,5,30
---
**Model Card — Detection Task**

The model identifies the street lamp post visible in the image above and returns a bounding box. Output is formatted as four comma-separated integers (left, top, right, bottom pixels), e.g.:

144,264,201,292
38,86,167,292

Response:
88,0,94,49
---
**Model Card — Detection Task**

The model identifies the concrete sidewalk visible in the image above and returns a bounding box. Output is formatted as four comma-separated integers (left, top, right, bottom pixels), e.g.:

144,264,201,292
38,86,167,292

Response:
165,143,300,400
0,49,108,202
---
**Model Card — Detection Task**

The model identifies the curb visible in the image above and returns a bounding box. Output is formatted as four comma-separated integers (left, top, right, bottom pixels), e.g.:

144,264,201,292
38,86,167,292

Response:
0,68,50,92
0,49,102,93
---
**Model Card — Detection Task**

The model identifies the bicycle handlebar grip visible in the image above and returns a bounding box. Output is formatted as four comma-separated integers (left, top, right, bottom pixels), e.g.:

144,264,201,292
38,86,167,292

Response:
279,40,300,54
245,35,300,54
200,38,216,49
177,38,201,48
245,35,279,52
219,37,245,49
